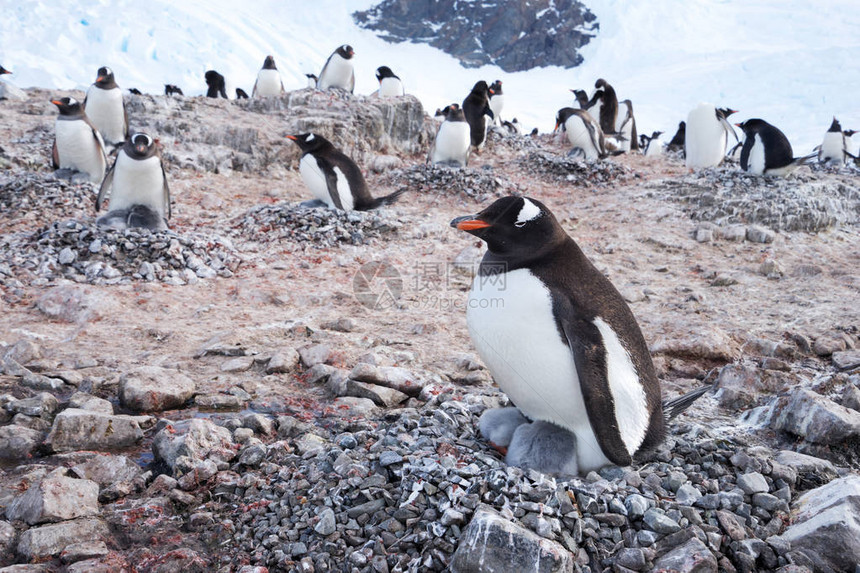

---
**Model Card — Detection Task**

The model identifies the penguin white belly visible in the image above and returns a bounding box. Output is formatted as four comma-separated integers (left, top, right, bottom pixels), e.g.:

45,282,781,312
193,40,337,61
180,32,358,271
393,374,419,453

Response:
685,104,725,169
85,87,125,145
432,122,470,166
108,154,166,216
466,268,612,472
489,95,504,125
318,55,353,91
748,134,766,175
589,95,602,121
378,77,404,97
819,132,844,164
299,155,336,208
645,140,663,157
254,69,282,97
564,116,600,160
55,120,106,183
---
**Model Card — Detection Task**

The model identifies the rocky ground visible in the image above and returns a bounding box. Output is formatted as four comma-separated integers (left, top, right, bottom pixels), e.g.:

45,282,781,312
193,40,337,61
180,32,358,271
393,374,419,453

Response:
0,88,859,573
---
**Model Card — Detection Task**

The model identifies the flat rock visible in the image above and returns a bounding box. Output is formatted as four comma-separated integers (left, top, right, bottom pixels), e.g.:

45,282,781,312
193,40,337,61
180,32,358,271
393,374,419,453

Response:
119,366,196,412
71,453,141,486
298,344,331,368
345,379,409,407
152,418,237,470
67,392,113,414
650,322,737,362
194,393,243,411
348,363,433,396
0,424,43,460
6,474,99,525
220,355,255,373
651,537,717,573
450,504,573,572
265,349,300,374
773,450,838,479
765,388,860,444
60,540,110,564
5,392,59,418
47,409,145,452
832,349,860,371
737,472,769,495
325,397,380,417
16,517,109,561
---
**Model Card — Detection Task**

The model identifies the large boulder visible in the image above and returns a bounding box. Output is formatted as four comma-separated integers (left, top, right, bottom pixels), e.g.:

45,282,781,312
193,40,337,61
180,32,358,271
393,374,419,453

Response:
152,418,237,472
16,517,110,561
47,409,145,452
118,366,196,412
5,473,99,525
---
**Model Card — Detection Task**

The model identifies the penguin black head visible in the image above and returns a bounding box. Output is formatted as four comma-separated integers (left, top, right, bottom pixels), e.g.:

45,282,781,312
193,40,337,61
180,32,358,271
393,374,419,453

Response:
595,78,610,89
489,80,502,95
828,117,842,132
50,96,83,115
126,133,157,159
263,55,277,70
844,129,857,138
286,132,332,154
651,131,663,139
0,66,11,75
336,45,355,59
205,70,223,84
450,196,564,259
716,107,738,120
376,66,398,82
735,119,768,134
469,80,490,96
95,66,116,88
554,107,577,130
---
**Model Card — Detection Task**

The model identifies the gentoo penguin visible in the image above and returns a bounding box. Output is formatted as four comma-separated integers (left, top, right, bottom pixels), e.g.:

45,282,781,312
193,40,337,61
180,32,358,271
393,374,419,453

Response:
817,118,856,165
594,79,618,136
572,89,601,112
305,74,318,89
685,103,737,169
375,66,404,97
643,131,664,157
128,88,142,95
488,80,505,126
428,103,471,168
96,133,171,231
462,80,495,150
667,121,686,152
253,55,285,98
737,119,816,176
0,66,11,75
450,196,665,475
83,66,128,150
51,97,107,184
317,45,355,92
164,84,183,96
286,133,404,211
205,70,228,98
235,88,249,100
555,107,606,160
615,99,639,152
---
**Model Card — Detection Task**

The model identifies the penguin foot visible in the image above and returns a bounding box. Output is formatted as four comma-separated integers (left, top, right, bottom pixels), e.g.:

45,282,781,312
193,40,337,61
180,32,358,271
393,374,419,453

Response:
298,199,330,209
505,421,579,477
52,168,78,181
478,407,529,449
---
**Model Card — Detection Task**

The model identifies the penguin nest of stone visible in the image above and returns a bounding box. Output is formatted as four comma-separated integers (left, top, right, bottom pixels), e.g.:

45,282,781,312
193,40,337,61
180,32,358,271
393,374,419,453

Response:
0,172,96,225
518,150,634,187
0,220,240,287
229,203,401,247
379,164,520,203
654,168,860,232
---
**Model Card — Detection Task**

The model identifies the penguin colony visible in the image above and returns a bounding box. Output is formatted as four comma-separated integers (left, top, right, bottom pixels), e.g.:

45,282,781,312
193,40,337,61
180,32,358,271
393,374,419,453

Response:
7,42,856,478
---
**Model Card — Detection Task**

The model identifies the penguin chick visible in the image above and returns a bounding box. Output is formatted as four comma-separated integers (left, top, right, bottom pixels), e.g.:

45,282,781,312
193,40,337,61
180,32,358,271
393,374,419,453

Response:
51,96,107,184
287,132,404,211
205,70,228,98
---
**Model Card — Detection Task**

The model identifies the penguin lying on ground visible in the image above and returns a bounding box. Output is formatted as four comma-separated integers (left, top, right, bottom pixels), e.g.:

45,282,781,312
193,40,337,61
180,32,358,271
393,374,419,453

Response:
737,119,817,176
253,55,285,98
375,66,404,97
462,80,495,151
83,66,128,151
205,70,228,98
287,133,404,211
555,107,606,160
817,117,856,165
451,197,710,475
51,96,107,184
96,132,171,231
428,104,471,168
317,45,355,92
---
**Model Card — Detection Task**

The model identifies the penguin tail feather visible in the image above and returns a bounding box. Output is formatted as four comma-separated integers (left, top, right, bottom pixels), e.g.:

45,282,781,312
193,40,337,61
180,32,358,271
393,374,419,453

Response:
360,189,407,210
796,151,818,165
662,383,715,420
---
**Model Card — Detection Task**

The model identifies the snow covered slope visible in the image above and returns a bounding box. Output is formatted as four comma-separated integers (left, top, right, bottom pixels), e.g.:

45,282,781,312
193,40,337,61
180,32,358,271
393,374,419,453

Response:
1,0,858,151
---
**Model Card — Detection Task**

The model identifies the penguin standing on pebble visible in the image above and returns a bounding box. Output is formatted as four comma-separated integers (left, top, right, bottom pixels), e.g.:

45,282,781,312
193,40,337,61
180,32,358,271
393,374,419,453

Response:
428,103,471,167
287,132,404,211
317,45,355,92
375,66,405,97
51,96,107,184
555,107,606,160
83,66,128,151
615,99,639,152
96,132,171,230
737,119,817,176
667,121,686,152
252,55,285,98
462,80,495,150
817,117,856,165
685,103,736,168
488,80,505,126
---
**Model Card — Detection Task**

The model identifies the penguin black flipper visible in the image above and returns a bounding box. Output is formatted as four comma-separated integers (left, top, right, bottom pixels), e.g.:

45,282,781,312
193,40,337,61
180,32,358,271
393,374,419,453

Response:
559,312,633,466
582,117,606,158
161,163,172,219
51,140,60,170
484,105,494,120
315,154,346,210
96,158,118,211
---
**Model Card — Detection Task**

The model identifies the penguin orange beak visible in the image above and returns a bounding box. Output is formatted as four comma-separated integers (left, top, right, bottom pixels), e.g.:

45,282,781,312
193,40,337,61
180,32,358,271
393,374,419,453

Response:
96,76,105,82
489,89,495,95
286,135,298,141
50,99,62,106
734,123,742,127
450,216,491,231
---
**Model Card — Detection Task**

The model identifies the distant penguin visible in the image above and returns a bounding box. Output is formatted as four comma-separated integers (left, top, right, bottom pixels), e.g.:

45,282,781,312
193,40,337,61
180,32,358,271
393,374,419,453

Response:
205,70,228,98
0,65,10,75
615,99,639,152
462,80,495,150
685,103,736,168
235,88,249,100
287,132,404,211
128,88,142,95
164,84,184,96
317,45,355,92
555,107,606,160
305,74,318,89
594,79,618,136
667,121,686,152
96,133,171,231
449,196,670,475
429,103,471,168
737,119,816,176
643,131,664,157
488,80,505,126
253,55,285,98
51,96,107,184
375,66,404,97
83,66,128,150
818,117,855,165
572,88,601,112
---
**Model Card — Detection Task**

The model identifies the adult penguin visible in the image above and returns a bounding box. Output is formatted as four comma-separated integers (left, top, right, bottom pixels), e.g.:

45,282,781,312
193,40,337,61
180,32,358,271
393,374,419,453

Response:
317,45,355,92
83,66,128,150
555,107,606,160
462,80,495,150
51,96,107,184
817,117,856,165
737,119,816,176
594,79,618,136
428,103,471,167
252,55,285,98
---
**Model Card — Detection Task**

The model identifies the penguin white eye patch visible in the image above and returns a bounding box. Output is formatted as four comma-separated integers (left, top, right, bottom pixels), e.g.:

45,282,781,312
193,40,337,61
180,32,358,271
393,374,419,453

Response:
515,198,541,226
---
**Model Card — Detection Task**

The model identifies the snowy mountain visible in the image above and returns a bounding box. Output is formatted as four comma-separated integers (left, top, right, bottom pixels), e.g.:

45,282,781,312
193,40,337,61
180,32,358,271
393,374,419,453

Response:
1,0,858,151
